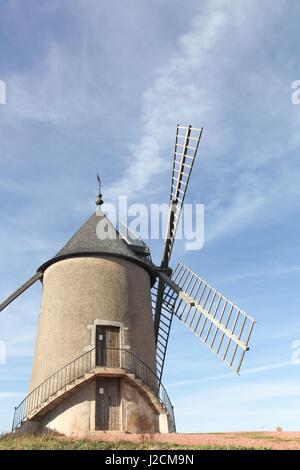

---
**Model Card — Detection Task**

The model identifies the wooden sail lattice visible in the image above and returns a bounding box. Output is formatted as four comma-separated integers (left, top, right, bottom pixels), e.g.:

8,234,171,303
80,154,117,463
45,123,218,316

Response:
154,125,203,345
164,125,203,264
152,280,177,384
158,262,256,373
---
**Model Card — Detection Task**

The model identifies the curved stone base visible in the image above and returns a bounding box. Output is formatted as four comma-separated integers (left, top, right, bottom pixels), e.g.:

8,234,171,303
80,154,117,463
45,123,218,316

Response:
18,375,172,436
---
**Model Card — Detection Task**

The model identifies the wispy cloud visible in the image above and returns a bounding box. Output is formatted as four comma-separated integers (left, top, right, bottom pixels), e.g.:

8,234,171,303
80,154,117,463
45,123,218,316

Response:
216,264,300,285
107,0,228,198
4,42,103,125
167,360,294,388
107,0,300,245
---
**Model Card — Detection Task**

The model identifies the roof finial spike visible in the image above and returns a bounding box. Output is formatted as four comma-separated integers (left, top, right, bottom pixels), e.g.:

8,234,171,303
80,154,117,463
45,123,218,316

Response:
95,172,104,207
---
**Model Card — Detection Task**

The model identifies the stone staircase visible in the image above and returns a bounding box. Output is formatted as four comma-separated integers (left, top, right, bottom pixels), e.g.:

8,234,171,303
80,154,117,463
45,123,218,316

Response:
25,368,166,424
12,347,175,432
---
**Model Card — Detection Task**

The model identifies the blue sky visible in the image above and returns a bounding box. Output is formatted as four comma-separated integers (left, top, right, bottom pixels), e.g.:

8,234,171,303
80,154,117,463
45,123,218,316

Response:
1,0,300,433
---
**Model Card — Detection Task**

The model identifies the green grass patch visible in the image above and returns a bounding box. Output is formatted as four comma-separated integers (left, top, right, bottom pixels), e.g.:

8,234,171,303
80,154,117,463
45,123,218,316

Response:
0,433,269,450
238,432,281,441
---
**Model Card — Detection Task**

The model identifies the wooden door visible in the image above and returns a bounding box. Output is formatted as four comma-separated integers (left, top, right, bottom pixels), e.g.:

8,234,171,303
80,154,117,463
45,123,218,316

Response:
96,326,120,367
95,377,120,430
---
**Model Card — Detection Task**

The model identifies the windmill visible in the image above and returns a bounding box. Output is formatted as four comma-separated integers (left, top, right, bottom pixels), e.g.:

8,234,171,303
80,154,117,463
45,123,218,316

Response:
0,125,255,436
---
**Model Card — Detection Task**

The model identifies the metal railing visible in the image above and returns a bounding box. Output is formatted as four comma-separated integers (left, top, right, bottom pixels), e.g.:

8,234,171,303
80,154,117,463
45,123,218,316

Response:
12,347,175,432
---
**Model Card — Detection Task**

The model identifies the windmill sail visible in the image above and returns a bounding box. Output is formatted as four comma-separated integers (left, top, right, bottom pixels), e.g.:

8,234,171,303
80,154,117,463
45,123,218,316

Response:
154,125,203,341
151,279,176,384
0,272,42,312
158,262,255,374
163,125,203,265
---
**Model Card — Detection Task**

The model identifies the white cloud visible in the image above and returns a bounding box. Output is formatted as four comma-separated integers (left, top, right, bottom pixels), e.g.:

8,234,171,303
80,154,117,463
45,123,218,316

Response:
106,0,300,246
167,360,293,388
4,42,102,125
107,2,228,197
216,264,300,285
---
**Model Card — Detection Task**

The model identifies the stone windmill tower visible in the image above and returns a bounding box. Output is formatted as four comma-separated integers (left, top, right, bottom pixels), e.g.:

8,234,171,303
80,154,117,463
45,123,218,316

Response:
1,125,255,436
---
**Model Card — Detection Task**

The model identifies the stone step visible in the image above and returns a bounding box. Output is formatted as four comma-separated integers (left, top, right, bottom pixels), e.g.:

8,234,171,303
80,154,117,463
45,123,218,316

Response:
84,372,94,379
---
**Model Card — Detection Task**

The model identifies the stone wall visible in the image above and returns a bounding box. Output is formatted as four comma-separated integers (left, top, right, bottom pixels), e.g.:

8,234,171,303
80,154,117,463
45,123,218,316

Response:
30,256,156,391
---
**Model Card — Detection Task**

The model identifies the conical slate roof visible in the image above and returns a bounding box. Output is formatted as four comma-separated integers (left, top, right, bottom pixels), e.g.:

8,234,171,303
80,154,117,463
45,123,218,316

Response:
38,211,156,285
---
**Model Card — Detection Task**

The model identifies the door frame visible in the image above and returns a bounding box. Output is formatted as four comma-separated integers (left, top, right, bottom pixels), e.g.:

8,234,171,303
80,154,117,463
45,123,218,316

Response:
85,320,126,353
95,325,121,367
88,321,126,432
95,376,121,431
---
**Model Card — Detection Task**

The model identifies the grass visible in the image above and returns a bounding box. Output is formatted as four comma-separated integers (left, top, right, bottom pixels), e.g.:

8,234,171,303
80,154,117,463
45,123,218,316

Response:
238,432,282,441
208,431,290,443
0,433,267,450
243,433,276,440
